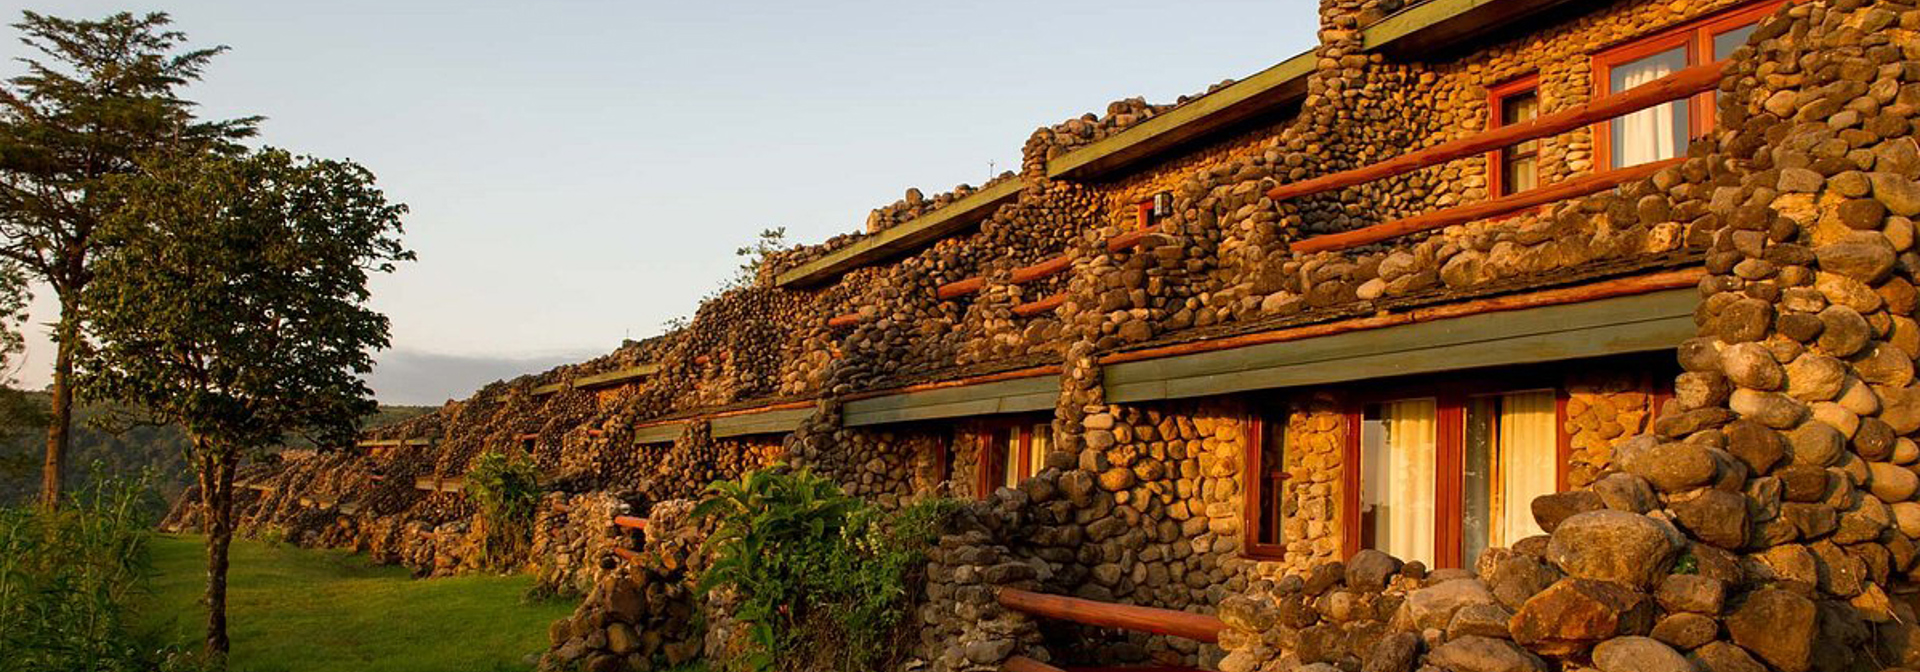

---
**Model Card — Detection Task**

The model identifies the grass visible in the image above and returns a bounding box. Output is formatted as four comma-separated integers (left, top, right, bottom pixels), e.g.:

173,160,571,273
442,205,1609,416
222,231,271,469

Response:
141,534,575,672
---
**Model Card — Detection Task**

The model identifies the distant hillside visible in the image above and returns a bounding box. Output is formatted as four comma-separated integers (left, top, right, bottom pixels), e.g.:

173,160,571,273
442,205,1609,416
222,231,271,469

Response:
0,391,433,508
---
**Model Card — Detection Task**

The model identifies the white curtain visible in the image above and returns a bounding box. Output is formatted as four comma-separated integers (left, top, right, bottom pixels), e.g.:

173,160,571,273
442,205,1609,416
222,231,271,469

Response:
998,428,1018,490
1028,424,1051,478
1612,47,1688,168
1497,391,1557,547
1368,399,1436,567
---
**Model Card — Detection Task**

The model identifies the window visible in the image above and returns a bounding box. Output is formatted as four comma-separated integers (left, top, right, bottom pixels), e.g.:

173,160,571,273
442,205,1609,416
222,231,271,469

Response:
1489,76,1542,197
1245,413,1290,558
976,417,1054,498
1343,376,1569,569
1592,0,1787,170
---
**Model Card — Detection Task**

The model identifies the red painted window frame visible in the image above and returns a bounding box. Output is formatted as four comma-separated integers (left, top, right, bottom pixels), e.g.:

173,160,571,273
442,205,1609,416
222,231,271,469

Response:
1243,412,1290,560
1486,74,1542,199
1335,368,1573,570
1590,0,1789,171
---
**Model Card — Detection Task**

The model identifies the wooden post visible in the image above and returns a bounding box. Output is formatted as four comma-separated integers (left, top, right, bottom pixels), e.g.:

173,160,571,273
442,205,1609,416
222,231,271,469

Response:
995,587,1225,643
1266,61,1724,201
1288,157,1684,254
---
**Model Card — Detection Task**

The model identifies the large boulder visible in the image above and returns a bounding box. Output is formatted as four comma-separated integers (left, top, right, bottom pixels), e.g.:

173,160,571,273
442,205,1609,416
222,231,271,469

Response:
1509,578,1656,656
1426,635,1547,672
1726,588,1818,672
1546,510,1683,589
1592,636,1693,672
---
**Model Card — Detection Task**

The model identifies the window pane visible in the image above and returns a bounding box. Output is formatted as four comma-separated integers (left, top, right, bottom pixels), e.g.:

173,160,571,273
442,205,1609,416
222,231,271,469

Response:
1258,417,1287,547
1362,399,1436,567
1713,24,1758,60
1463,391,1559,567
1028,424,1052,478
1609,47,1691,169
1502,92,1540,154
1503,156,1538,194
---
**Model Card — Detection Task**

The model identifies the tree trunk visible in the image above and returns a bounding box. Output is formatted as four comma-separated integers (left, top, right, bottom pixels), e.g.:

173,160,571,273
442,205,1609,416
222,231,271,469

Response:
198,446,237,660
39,302,77,510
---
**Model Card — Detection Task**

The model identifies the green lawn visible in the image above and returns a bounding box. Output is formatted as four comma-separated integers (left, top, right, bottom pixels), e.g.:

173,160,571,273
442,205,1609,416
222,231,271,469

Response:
142,534,575,672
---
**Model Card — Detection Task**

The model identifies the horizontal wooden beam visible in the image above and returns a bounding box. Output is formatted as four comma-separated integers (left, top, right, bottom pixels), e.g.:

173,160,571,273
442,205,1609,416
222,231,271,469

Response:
612,547,642,563
1289,157,1683,254
777,179,1026,288
613,516,648,531
996,587,1224,643
937,224,1167,302
356,437,435,448
827,312,862,328
1013,294,1066,317
529,382,565,396
1267,61,1723,201
573,364,661,389
1004,656,1067,672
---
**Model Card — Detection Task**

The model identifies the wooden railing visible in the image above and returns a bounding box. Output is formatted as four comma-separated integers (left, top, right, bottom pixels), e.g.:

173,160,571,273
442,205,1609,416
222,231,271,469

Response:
995,587,1225,643
825,61,1725,330
613,516,648,531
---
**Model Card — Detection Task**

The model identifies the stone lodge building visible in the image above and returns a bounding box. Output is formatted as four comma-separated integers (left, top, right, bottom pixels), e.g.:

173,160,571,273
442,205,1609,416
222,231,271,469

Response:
163,0,1920,669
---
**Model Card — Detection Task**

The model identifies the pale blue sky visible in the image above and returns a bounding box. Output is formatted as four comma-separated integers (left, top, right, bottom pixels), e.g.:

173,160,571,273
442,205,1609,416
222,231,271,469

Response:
0,0,1318,404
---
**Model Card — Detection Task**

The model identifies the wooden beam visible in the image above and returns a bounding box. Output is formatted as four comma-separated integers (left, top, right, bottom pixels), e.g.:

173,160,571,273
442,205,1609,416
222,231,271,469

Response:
938,224,1166,302
1004,656,1067,672
1013,294,1066,317
612,547,642,563
1266,61,1724,201
530,382,565,396
827,312,863,328
1289,157,1683,254
996,587,1225,643
613,516,648,531
573,364,660,389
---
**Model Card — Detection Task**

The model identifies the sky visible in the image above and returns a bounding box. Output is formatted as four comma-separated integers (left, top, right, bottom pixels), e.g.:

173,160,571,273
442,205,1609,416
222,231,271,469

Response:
0,0,1319,405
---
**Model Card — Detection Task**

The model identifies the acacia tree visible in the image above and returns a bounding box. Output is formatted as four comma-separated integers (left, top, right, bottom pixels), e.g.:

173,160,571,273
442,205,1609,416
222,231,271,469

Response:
0,11,257,507
80,148,410,657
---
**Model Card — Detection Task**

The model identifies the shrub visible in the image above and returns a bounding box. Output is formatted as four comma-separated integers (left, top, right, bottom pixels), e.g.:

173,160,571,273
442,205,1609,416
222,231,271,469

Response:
693,466,956,672
464,450,543,569
0,468,205,672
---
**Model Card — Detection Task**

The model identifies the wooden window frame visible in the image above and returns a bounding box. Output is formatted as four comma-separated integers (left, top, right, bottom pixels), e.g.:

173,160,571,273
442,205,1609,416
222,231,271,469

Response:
1242,412,1290,559
973,415,1053,499
1487,74,1542,199
1590,0,1788,170
1336,367,1573,569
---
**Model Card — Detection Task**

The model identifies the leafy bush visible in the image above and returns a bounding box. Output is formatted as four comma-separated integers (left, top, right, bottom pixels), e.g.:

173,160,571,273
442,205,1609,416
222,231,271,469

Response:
693,466,956,672
0,468,206,671
464,450,543,569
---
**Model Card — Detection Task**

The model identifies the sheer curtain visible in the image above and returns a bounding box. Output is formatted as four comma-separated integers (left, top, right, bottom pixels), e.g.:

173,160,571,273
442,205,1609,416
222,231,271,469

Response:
1366,399,1436,567
1611,47,1689,168
1497,391,1557,546
1028,425,1051,478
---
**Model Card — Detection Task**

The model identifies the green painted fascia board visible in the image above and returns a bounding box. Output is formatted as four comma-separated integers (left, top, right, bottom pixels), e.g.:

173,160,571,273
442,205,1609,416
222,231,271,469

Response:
844,376,1058,427
575,364,660,389
1105,289,1697,404
530,382,564,396
711,407,813,438
355,438,435,447
1045,51,1316,182
633,422,691,445
1364,0,1502,49
775,179,1025,289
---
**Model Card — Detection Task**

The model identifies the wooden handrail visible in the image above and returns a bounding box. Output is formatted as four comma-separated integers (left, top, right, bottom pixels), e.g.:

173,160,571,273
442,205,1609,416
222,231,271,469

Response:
1290,157,1685,254
1267,61,1724,201
1004,656,1066,672
613,516,648,531
995,587,1224,643
612,547,642,563
937,225,1169,301
1013,294,1066,317
827,312,863,328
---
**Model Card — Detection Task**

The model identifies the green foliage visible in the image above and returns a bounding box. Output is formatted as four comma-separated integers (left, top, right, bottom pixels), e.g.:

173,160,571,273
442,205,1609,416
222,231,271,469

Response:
82,147,412,456
693,466,956,672
0,9,259,506
0,468,208,672
464,450,543,568
1672,552,1699,575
